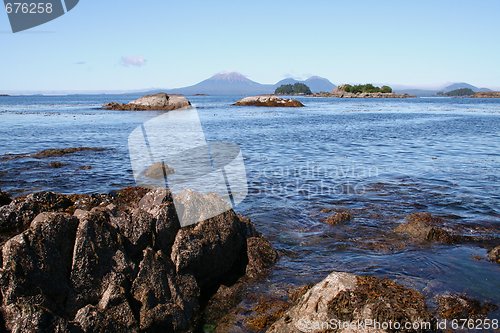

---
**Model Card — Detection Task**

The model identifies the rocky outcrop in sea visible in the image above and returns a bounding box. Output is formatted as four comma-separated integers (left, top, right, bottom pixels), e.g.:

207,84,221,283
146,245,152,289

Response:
234,95,304,107
473,91,500,98
104,93,191,111
327,88,414,98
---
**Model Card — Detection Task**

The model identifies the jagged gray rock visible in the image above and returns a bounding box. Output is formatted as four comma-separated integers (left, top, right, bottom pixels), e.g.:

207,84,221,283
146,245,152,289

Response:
0,187,274,332
1,212,79,332
0,192,73,233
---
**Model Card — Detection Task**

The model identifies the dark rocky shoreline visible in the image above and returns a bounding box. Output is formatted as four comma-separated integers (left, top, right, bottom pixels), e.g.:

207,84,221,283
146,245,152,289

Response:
0,187,276,332
0,187,498,332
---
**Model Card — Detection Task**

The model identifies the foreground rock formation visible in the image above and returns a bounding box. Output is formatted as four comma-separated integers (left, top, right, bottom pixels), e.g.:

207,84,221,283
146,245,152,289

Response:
104,93,192,111
0,187,276,332
234,95,304,107
267,271,432,333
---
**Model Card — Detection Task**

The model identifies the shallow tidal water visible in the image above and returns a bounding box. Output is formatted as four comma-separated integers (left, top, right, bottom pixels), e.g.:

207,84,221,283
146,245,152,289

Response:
0,95,499,318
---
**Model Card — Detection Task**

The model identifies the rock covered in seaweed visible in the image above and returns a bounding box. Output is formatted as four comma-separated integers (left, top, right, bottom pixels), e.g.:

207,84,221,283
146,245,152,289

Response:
436,294,497,320
488,245,500,264
233,95,304,107
394,212,457,244
267,271,432,333
103,93,191,111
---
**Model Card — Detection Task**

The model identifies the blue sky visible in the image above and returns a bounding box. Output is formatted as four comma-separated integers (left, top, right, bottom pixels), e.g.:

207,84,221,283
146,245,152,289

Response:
1,0,500,92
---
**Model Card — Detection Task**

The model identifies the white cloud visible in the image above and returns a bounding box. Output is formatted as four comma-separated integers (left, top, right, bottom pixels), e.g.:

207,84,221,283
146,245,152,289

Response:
121,56,147,67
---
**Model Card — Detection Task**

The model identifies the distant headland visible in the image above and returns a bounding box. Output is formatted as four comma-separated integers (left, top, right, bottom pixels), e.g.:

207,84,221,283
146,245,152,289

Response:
472,91,500,98
314,84,414,98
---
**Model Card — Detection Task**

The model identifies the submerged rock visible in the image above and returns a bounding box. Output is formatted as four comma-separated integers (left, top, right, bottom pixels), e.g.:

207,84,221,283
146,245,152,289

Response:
104,93,191,111
233,95,304,107
49,161,66,168
0,187,275,332
141,161,175,180
324,209,353,225
1,147,107,161
488,245,500,264
436,294,497,320
267,271,432,333
394,212,456,244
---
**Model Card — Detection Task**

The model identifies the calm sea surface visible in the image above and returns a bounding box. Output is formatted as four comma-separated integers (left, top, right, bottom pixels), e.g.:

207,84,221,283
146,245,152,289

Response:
0,95,499,313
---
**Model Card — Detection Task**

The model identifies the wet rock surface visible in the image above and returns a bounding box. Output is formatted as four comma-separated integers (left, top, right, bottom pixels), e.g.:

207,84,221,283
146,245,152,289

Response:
436,294,497,320
0,191,74,235
0,187,275,332
104,93,191,111
394,212,458,244
323,209,353,225
0,191,11,207
488,245,500,263
267,271,432,333
234,95,305,107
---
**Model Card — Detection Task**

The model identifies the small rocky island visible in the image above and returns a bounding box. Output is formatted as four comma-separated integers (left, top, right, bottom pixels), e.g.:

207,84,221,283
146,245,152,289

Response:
324,84,414,98
437,88,475,97
104,93,191,111
234,95,304,107
473,91,500,98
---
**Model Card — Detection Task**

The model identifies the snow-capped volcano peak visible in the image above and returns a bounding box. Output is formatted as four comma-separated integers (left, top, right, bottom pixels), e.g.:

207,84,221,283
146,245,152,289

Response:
209,72,252,82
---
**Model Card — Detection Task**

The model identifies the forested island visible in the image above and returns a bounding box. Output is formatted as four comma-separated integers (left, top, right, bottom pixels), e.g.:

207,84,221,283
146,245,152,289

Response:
339,84,393,94
275,83,312,95
437,88,475,97
327,84,414,98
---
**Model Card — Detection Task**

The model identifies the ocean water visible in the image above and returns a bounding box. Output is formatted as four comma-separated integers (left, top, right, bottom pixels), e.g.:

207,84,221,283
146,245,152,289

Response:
0,95,499,313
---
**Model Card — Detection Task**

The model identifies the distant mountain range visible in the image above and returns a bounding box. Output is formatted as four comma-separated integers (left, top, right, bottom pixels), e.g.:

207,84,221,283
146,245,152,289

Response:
440,82,491,93
167,72,336,95
394,82,492,97
1,73,495,96
167,72,494,97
